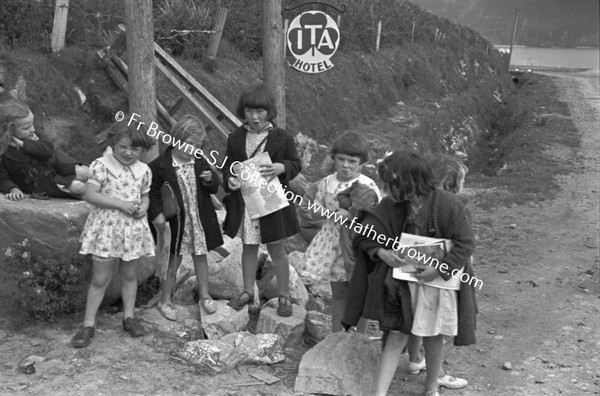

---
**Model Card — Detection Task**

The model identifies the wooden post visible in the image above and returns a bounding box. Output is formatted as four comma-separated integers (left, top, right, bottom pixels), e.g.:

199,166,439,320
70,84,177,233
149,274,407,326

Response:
337,14,341,28
375,20,382,51
207,0,231,59
411,20,415,44
124,0,158,161
263,0,286,129
283,19,289,58
51,0,69,52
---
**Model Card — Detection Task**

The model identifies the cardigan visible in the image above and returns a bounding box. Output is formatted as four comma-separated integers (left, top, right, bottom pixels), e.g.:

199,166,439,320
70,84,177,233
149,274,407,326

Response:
148,148,223,254
221,125,301,243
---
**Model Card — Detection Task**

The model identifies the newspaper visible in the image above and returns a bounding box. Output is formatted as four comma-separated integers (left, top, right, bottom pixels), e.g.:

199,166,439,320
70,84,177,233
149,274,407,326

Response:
392,233,463,290
238,152,289,219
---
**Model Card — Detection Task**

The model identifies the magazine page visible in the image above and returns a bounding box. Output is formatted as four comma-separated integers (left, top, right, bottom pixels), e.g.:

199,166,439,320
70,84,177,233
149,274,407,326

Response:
392,233,463,290
238,152,289,219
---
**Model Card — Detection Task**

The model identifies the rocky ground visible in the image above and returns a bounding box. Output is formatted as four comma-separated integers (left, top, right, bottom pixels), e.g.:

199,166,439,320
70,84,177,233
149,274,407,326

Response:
0,69,598,395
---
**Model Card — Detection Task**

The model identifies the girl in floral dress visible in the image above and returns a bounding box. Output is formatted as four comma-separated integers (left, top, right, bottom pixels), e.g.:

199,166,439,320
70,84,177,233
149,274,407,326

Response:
302,132,381,332
72,121,154,348
148,115,223,321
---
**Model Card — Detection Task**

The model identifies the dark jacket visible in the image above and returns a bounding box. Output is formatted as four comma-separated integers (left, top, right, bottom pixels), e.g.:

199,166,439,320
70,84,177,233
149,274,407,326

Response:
222,125,301,243
343,198,414,334
0,139,77,198
148,148,223,254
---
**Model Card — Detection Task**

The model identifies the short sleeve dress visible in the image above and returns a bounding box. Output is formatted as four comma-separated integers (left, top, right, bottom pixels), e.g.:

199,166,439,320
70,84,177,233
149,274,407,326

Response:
79,154,155,261
302,173,381,283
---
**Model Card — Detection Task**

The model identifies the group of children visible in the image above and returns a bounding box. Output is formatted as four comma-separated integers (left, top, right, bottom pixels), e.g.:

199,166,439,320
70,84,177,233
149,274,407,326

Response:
1,84,476,396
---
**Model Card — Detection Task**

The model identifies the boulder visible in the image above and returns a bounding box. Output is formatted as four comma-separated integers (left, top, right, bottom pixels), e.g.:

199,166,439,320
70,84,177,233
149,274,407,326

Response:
138,305,204,340
294,332,380,396
305,310,332,342
256,299,307,348
200,300,251,340
175,275,259,309
257,258,310,308
207,242,245,299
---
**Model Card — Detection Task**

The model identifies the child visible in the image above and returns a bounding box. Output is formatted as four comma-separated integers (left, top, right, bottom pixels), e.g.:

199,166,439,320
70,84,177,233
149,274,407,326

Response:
148,115,223,321
222,84,301,317
403,153,471,390
302,131,381,332
72,120,155,348
361,151,476,396
0,99,88,200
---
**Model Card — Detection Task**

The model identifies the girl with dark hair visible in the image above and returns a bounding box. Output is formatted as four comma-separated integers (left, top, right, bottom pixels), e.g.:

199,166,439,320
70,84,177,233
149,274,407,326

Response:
346,150,477,396
223,84,301,317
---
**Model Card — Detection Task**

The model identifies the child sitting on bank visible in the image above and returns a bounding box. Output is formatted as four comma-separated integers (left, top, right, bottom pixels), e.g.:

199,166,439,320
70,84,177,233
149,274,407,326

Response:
302,131,382,332
0,99,88,200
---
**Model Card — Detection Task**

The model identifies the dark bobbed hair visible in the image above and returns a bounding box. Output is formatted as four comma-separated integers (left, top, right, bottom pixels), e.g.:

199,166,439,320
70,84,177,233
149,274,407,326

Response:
377,150,435,201
330,131,370,164
107,118,154,150
235,85,277,121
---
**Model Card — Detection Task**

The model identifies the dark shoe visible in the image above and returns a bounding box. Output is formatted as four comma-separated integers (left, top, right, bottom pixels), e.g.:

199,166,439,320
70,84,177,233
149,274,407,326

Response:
277,295,293,317
123,317,146,337
227,291,254,311
72,326,95,348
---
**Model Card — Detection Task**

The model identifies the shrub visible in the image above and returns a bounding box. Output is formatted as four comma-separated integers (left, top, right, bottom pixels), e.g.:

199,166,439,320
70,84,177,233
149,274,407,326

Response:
5,239,83,322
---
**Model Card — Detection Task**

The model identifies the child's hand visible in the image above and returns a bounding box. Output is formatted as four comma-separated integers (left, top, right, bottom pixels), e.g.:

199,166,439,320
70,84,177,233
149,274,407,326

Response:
335,208,352,222
376,249,404,268
199,170,212,182
414,265,440,282
5,188,25,201
259,162,284,181
119,201,139,216
133,205,147,219
228,177,241,191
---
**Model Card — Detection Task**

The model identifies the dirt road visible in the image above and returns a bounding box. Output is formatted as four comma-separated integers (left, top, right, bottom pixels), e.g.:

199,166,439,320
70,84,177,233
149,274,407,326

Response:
0,70,598,396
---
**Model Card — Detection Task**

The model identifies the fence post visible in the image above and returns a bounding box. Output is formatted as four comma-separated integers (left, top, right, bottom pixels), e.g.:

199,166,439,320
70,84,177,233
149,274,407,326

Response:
375,20,382,51
51,0,69,52
207,0,232,59
283,18,289,57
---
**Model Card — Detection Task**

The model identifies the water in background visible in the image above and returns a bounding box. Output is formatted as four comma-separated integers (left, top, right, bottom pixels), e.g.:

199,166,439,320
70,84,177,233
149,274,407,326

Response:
495,46,600,70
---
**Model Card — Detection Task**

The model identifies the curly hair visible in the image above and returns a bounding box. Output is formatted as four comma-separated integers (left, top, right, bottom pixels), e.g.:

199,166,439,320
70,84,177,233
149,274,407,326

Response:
377,150,435,201
0,99,30,156
430,154,468,193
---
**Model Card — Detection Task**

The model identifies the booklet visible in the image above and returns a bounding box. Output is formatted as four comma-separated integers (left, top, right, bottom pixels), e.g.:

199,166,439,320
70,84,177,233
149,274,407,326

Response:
392,233,463,290
238,152,289,219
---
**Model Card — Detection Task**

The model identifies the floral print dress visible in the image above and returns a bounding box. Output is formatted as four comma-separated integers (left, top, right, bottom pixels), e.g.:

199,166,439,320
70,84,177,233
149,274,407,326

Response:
79,154,155,261
302,173,381,283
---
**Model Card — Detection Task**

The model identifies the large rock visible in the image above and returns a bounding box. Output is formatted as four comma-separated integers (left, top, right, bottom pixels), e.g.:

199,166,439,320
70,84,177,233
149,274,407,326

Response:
138,305,204,340
294,332,380,396
0,196,157,308
257,258,310,309
256,299,307,348
305,310,332,342
175,275,259,308
207,242,245,299
200,300,251,340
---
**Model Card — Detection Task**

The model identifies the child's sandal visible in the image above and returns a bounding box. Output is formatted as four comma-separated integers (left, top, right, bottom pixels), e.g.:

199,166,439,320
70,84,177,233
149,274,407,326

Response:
227,291,254,311
277,295,293,317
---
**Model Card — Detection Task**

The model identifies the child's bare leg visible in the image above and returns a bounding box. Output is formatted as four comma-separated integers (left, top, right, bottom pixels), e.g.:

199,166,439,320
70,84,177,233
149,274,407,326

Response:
159,254,182,306
266,241,290,297
407,335,423,363
330,281,348,332
422,335,444,393
83,258,118,326
120,259,139,319
375,330,410,396
193,254,210,299
241,244,259,294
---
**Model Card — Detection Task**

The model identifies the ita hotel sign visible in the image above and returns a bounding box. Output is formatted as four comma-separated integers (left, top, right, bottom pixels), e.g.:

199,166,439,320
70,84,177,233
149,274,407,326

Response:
287,11,340,73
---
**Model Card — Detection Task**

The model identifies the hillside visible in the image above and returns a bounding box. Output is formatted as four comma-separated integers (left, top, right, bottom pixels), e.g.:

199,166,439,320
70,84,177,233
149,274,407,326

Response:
411,0,600,47
0,0,514,182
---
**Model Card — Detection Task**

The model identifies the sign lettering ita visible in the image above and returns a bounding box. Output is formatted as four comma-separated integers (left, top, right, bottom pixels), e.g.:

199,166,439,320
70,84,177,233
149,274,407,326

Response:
287,11,340,74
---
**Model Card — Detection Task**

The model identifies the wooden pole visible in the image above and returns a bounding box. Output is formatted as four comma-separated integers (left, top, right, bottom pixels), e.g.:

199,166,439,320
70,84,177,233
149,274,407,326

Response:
411,20,415,44
51,0,69,52
125,0,158,161
508,8,519,71
375,20,382,51
207,0,231,59
263,0,286,129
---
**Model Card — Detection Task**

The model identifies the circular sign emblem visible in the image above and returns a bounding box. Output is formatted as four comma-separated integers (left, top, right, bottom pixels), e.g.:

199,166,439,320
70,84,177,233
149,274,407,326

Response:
287,11,340,74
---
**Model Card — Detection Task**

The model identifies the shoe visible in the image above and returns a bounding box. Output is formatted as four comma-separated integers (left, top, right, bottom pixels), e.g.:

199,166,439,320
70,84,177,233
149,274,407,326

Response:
200,296,217,315
438,374,468,389
227,291,254,311
157,303,177,321
408,357,427,374
123,317,146,337
276,295,293,317
72,326,95,348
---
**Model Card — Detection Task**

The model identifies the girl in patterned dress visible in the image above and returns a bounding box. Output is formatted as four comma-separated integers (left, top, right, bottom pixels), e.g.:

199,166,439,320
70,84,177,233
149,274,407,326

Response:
302,132,382,332
148,115,223,321
72,121,155,348
222,85,301,317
